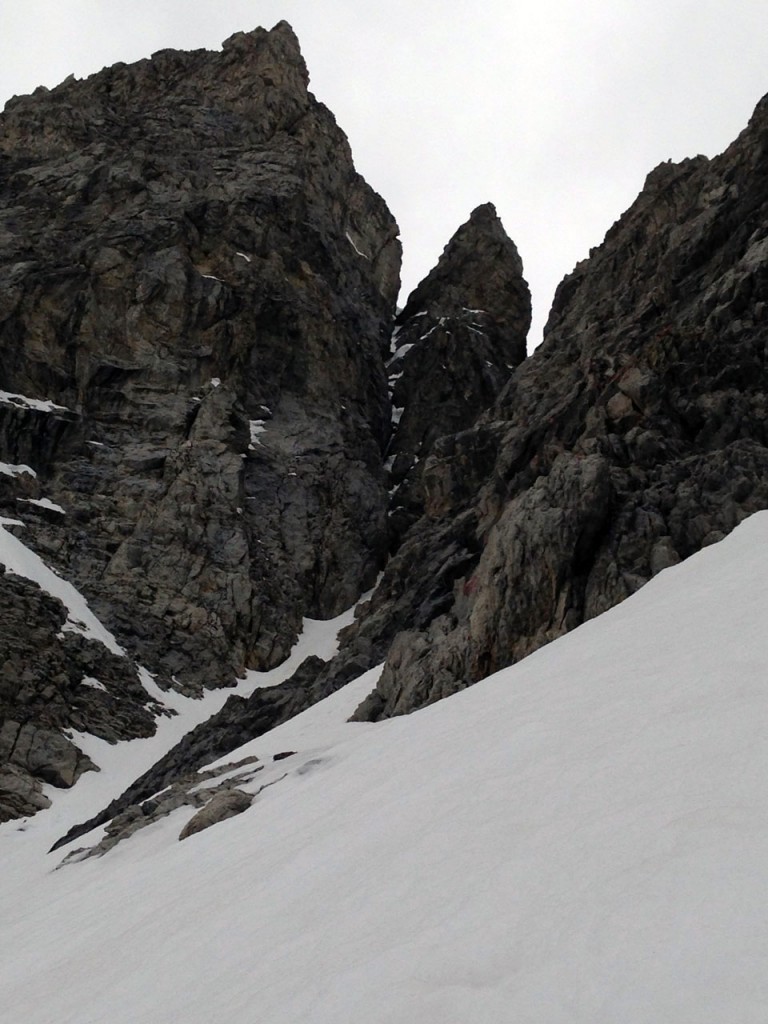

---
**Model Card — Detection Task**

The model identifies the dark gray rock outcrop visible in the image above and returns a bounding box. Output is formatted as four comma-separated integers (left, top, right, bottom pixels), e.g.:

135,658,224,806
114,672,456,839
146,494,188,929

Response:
0,764,52,821
0,563,157,821
386,204,531,538
352,94,768,719
0,21,400,692
0,22,401,822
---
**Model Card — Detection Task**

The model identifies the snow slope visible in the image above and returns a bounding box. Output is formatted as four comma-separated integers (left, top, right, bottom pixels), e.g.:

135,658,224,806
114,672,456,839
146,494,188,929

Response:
2,514,768,1022
0,515,125,654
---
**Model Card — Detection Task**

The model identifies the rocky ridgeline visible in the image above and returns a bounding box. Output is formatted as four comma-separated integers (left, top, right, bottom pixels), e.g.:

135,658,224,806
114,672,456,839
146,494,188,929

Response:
3,25,768,834
351,97,768,719
201,93,768,731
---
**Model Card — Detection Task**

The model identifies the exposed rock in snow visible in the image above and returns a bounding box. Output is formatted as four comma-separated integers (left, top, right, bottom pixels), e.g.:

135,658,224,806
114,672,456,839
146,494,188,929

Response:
3,515,768,1023
0,549,157,822
177,787,254,841
0,463,36,480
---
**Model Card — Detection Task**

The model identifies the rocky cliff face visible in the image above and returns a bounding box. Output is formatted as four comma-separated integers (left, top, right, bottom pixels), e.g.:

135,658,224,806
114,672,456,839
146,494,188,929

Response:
3,24,768,834
0,23,401,820
351,95,768,719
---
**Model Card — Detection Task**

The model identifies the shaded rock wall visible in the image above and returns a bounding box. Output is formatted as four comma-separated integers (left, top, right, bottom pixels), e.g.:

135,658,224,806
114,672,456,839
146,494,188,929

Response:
0,23,400,823
0,22,400,699
386,203,531,540
353,94,768,719
59,91,768,844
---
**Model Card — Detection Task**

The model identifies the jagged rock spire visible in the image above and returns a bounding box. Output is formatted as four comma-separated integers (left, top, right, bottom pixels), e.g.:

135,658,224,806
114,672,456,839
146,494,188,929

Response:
399,203,530,348
383,204,531,537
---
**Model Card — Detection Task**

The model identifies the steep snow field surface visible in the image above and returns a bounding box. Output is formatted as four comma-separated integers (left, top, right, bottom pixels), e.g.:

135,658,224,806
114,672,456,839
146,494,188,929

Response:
2,514,768,1022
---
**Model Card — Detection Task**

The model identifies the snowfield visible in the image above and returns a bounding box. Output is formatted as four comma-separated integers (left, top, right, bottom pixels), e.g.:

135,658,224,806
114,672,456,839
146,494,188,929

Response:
2,513,768,1022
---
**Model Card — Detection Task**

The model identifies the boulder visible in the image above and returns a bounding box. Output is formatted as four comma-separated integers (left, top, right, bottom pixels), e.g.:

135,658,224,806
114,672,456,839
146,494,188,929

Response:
0,720,94,789
0,764,51,823
178,789,253,841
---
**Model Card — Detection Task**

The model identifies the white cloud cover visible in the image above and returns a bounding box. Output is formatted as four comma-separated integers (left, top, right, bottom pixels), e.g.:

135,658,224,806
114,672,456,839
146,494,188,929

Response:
2,0,766,346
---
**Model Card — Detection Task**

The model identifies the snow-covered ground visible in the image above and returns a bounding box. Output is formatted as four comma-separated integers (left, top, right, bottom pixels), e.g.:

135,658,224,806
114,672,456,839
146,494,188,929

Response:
2,514,768,1022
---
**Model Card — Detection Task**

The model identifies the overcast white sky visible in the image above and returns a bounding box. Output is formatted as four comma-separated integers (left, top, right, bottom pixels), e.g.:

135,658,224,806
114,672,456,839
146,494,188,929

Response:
2,1,766,347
